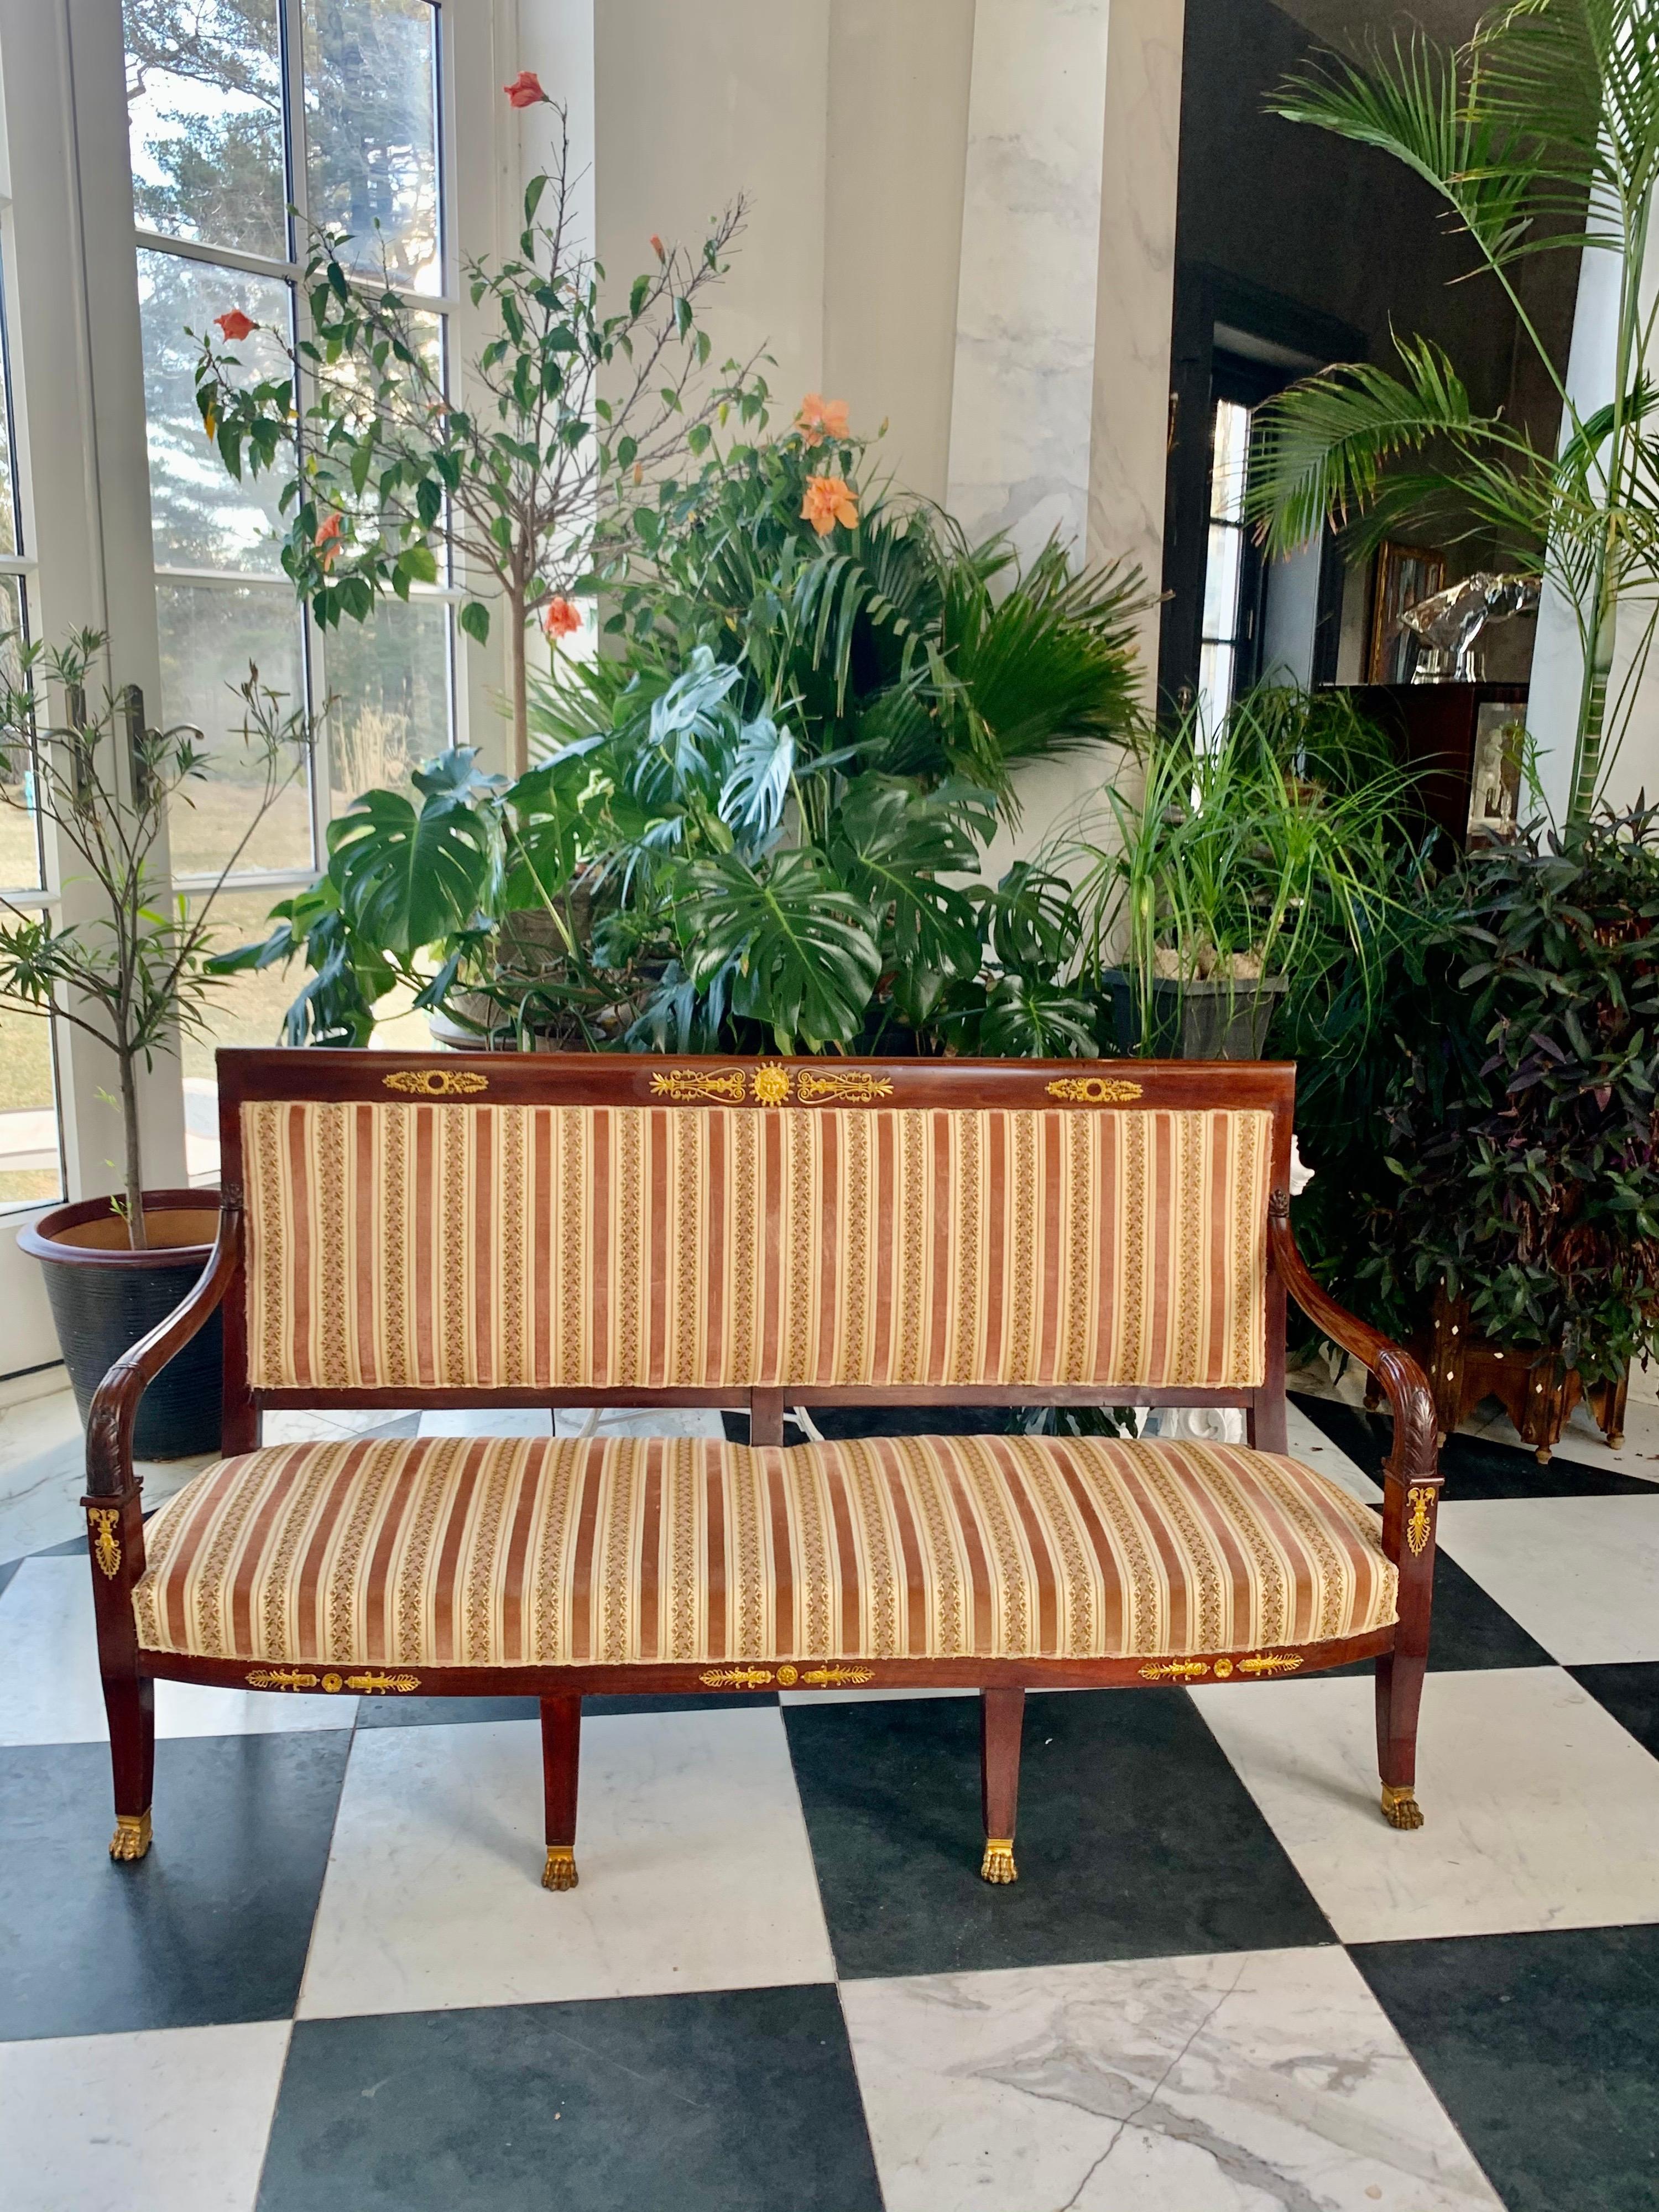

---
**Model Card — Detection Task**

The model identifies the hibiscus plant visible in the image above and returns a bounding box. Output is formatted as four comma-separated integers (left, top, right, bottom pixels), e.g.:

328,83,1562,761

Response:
192,72,768,776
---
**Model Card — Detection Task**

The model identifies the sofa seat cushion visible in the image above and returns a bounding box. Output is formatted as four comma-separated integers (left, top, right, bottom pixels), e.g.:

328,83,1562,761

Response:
132,1430,1396,1670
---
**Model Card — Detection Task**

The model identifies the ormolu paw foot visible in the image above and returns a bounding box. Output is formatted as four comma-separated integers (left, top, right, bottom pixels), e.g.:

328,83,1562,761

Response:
541,1845,578,1891
1380,1786,1424,1830
979,1838,1018,1884
109,1810,152,1861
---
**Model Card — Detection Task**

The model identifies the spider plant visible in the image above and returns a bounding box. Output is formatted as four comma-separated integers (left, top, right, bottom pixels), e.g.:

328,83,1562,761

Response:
1246,0,1659,820
1072,687,1421,1053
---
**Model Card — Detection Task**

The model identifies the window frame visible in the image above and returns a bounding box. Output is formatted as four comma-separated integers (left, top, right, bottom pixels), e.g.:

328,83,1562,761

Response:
129,0,469,910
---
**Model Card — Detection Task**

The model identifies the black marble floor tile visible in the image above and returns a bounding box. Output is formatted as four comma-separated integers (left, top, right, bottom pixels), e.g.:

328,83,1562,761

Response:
1353,1924,1659,2212
723,1406,1028,1445
356,1690,779,1728
0,1731,348,2041
785,1686,1334,1980
1292,1392,1659,1499
258,1986,883,2212
354,1695,542,1729
23,1531,88,1558
1569,1663,1659,1762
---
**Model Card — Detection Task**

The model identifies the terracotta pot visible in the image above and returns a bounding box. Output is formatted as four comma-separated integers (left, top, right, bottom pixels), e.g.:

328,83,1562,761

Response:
18,1188,222,1460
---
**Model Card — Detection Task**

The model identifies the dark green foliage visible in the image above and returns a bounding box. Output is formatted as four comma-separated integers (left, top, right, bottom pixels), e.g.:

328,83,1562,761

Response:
1295,807,1659,1384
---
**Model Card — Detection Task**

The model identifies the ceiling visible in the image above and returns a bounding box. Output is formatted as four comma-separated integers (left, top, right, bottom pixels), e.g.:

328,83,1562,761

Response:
1268,0,1487,45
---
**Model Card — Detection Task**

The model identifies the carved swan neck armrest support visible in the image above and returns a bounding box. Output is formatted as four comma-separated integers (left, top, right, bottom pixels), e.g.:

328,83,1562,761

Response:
1266,1208,1439,1545
84,1208,241,1501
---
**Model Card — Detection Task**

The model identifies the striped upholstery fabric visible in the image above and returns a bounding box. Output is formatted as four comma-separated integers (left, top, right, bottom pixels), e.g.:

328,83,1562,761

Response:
242,1102,1274,1393
132,1432,1395,1667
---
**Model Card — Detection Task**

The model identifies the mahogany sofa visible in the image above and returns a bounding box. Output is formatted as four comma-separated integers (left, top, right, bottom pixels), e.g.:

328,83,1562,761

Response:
83,1050,1439,1889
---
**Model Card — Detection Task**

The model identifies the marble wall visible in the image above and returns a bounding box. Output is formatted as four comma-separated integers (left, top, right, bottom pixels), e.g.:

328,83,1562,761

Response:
945,0,1114,564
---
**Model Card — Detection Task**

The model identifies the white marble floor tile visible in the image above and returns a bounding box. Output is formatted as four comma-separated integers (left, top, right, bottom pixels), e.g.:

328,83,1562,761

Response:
0,1558,357,1746
554,1405,728,1441
418,1407,551,1438
263,1405,419,1445
0,2020,289,2212
1194,1666,1659,1943
1285,1398,1382,1502
842,1945,1501,2212
1462,1394,1659,1480
299,1707,834,2017
1434,1494,1659,1662
0,1383,212,1563
0,1384,85,1564
413,1406,727,1442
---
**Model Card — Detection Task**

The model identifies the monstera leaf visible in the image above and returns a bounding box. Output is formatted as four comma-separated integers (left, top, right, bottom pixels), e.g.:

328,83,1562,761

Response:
675,844,880,1051
976,974,1099,1058
500,737,603,911
829,775,990,1022
327,747,499,958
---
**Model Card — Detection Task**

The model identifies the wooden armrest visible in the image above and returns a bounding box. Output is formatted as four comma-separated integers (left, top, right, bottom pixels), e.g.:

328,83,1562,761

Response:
1267,1203,1438,1501
85,1207,240,1500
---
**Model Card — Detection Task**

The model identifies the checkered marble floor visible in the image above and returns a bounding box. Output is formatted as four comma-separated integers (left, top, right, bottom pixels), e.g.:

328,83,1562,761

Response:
4,1392,1659,2211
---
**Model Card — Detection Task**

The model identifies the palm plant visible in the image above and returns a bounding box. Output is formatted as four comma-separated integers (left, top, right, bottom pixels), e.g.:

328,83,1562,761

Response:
1246,0,1659,819
542,425,1150,817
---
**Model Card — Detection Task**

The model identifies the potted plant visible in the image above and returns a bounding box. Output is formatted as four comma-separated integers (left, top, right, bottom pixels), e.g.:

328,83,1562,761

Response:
2,630,314,1457
192,84,764,779
1076,687,1415,1058
1348,803,1659,1460
218,411,1150,1059
1247,0,1659,821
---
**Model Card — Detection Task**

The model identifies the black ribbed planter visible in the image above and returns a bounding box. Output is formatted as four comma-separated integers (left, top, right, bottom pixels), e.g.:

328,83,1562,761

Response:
18,1188,222,1460
1101,970,1290,1060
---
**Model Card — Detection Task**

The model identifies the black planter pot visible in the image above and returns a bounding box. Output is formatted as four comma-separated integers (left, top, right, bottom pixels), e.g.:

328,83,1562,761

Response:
18,1188,222,1459
1102,969,1290,1060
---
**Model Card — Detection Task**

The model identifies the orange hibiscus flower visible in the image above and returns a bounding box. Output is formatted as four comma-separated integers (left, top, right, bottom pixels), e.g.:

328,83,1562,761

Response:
504,70,546,108
214,309,255,342
801,473,858,536
542,595,581,640
314,513,343,570
795,392,849,447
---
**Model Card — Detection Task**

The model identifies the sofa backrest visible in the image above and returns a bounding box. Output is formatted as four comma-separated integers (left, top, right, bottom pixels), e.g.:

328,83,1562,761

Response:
220,1053,1295,1406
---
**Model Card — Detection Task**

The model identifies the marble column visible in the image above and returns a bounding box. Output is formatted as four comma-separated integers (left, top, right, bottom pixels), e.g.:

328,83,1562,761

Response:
952,0,1186,870
946,0,1113,564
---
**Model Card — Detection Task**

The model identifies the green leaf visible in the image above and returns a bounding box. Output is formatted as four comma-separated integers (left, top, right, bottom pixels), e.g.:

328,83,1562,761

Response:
326,761,497,959
460,599,492,645
829,775,987,990
675,846,880,1050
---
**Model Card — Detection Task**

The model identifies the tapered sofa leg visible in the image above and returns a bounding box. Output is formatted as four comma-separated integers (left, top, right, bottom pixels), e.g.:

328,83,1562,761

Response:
1376,1650,1427,1829
85,1488,154,1863
540,1693,581,1890
979,1687,1025,1883
104,1671,156,1861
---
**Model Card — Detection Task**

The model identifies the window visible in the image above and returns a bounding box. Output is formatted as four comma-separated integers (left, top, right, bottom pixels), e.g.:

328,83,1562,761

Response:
123,0,457,1175
0,232,63,1209
1197,395,1252,743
